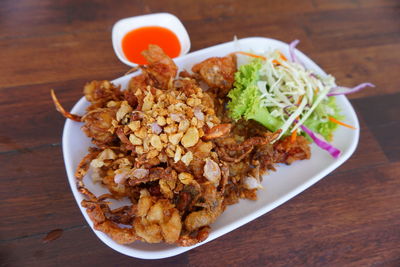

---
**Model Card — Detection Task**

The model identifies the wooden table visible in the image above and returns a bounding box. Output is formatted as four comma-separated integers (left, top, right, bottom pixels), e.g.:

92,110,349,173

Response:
1,0,399,266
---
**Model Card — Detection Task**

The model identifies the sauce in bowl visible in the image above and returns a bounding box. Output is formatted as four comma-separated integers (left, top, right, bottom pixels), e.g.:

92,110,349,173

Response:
112,13,190,67
122,26,181,64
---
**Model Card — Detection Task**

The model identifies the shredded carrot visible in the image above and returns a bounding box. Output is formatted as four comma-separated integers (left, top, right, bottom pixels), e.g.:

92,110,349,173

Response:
329,116,356,129
291,109,302,143
236,51,287,65
290,129,297,143
289,96,304,143
296,95,304,105
235,51,266,60
314,88,319,94
272,59,280,65
278,51,287,61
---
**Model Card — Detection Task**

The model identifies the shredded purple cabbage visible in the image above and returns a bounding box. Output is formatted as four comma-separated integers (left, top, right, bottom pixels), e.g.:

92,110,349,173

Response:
327,83,375,96
283,104,294,110
289,39,304,66
299,124,341,159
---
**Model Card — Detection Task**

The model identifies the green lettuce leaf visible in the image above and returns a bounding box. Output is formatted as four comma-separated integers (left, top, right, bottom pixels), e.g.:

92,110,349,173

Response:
227,59,282,131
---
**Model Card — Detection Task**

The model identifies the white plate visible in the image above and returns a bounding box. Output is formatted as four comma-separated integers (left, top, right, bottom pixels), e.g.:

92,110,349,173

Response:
62,37,359,259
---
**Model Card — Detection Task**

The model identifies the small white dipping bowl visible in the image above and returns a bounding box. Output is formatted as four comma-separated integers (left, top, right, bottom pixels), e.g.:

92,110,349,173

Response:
112,13,191,67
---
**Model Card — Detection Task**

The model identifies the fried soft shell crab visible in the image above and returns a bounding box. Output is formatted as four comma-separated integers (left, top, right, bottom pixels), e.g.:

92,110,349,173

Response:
52,45,310,246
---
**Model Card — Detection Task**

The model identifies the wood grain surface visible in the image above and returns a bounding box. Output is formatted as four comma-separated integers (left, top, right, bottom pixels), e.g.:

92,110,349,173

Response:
1,0,399,266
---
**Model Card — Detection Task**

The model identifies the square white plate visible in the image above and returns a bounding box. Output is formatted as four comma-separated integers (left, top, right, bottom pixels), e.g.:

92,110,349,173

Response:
62,37,359,259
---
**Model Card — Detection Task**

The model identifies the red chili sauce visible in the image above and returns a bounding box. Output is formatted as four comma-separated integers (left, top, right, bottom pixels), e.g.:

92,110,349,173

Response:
122,26,181,64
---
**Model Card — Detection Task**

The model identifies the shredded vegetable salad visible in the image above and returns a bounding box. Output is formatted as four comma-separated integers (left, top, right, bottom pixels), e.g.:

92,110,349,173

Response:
227,40,374,158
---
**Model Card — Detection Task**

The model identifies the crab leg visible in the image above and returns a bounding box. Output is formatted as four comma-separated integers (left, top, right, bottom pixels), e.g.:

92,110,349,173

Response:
50,89,82,122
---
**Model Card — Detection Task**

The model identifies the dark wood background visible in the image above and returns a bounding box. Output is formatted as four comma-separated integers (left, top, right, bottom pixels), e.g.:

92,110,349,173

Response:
1,0,399,266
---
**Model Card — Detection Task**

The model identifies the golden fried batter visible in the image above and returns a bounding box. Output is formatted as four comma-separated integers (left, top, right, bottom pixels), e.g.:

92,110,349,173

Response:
192,54,236,97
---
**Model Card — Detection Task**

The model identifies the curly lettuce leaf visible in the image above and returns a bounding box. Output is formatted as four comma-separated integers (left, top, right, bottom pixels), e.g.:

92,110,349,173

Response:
243,88,282,131
227,59,262,120
227,59,282,131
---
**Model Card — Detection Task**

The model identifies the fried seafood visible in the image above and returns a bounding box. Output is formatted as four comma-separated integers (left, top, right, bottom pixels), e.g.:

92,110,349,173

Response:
141,44,178,89
53,45,310,246
191,54,236,97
